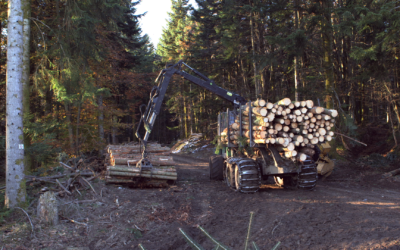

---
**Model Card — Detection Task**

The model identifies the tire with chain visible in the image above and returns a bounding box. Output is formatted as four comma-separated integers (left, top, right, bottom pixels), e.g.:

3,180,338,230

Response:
234,158,260,193
209,155,224,180
297,155,318,190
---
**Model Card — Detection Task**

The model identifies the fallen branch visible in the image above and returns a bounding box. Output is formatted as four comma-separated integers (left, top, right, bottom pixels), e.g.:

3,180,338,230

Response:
382,168,400,178
65,218,87,226
56,179,72,195
81,177,97,195
63,199,97,205
15,207,35,237
59,162,73,170
333,132,367,146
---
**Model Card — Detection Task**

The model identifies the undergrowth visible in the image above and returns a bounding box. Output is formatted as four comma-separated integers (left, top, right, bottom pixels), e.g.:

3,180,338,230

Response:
0,189,12,224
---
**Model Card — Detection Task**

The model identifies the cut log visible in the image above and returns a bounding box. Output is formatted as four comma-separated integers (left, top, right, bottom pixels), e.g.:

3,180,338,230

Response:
293,109,302,116
108,171,177,180
299,147,315,156
321,114,331,120
297,153,307,162
252,99,266,107
310,106,324,114
274,123,283,131
108,165,176,173
277,98,291,106
306,100,314,108
323,109,338,117
113,156,175,166
311,138,319,144
244,106,268,116
266,102,274,109
293,135,304,142
285,150,297,158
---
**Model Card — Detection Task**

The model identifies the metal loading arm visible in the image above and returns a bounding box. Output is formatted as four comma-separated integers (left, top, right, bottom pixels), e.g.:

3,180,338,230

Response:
135,60,247,170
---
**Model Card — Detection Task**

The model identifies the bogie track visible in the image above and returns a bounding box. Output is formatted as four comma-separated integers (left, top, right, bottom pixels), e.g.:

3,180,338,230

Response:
225,158,260,193
297,155,318,190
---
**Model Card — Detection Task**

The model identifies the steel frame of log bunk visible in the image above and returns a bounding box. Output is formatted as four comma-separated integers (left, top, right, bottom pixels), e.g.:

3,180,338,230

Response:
136,60,324,193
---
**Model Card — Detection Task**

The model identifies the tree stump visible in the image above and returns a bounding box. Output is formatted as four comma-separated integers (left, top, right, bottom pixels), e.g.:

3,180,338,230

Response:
37,191,58,225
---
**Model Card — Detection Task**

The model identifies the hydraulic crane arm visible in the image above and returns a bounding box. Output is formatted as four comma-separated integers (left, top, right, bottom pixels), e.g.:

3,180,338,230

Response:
135,60,247,170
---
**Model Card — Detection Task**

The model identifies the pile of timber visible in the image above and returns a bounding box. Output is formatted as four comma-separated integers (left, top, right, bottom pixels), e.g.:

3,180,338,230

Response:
105,143,177,187
221,98,338,161
171,133,204,153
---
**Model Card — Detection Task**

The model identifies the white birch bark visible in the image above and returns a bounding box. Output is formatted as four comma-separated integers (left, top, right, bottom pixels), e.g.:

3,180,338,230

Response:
6,0,26,208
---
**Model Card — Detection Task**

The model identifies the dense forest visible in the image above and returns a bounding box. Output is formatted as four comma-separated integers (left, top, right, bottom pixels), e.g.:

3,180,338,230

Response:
1,0,400,173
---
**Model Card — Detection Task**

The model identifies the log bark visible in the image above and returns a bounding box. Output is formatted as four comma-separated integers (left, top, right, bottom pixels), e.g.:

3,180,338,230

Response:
299,147,315,156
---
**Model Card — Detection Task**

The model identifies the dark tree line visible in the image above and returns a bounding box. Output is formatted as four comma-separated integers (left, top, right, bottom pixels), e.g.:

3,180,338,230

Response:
157,0,400,150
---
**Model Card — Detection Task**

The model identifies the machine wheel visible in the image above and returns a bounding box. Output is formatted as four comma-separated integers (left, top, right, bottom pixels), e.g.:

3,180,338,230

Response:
209,155,224,180
234,158,260,193
297,155,318,190
224,164,235,188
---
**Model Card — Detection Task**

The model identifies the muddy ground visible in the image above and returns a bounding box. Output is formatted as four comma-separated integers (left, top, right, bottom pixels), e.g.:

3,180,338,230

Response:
1,148,400,250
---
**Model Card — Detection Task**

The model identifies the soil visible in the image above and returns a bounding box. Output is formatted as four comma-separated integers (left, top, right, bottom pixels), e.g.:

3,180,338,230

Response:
1,146,400,250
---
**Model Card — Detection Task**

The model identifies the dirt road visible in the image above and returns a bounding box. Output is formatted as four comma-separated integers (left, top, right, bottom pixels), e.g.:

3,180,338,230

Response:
164,155,400,250
2,154,400,250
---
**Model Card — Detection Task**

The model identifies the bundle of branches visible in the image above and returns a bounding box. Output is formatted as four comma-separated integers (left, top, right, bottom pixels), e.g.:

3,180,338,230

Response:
0,160,96,194
221,98,338,161
52,161,97,197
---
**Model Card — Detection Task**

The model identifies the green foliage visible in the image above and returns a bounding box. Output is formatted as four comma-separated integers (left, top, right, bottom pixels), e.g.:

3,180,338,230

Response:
0,190,12,224
23,113,62,169
0,135,5,161
211,135,225,153
359,152,398,168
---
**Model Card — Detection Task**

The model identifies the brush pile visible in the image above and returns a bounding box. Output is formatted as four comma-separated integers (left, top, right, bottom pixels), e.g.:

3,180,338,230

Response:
221,98,338,161
104,143,177,187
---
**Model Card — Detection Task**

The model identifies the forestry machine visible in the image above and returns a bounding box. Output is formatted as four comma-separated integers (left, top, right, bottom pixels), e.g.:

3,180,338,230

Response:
136,60,330,192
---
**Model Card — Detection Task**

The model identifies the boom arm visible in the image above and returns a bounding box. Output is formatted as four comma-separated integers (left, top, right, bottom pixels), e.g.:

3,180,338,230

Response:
135,60,247,146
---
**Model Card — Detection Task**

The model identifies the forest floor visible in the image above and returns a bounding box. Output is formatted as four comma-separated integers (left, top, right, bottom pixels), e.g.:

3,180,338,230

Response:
1,145,400,250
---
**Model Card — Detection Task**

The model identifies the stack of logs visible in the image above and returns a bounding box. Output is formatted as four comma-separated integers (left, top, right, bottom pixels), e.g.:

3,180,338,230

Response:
221,98,338,161
105,143,177,187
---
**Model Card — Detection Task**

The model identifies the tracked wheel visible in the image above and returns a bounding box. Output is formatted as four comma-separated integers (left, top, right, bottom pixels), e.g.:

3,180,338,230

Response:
234,158,261,193
298,155,318,190
224,164,235,188
209,155,224,180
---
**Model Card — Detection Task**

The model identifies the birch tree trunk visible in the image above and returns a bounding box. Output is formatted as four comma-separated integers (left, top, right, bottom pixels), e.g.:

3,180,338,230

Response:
6,0,26,208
